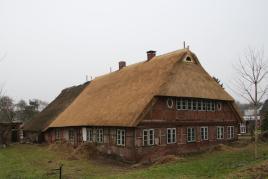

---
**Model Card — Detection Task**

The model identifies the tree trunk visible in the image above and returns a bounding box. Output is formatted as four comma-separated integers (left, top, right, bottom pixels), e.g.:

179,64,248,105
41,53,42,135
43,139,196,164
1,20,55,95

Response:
254,82,258,159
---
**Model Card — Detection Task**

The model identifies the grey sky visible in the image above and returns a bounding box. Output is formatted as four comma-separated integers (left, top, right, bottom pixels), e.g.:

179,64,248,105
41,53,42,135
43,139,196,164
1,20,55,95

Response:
0,0,267,103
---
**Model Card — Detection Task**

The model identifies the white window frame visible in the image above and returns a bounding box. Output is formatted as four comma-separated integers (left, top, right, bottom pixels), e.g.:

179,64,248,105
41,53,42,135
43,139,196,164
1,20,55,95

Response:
198,100,202,111
166,98,174,109
192,99,197,111
182,99,188,110
184,56,194,63
240,123,246,134
187,127,196,142
69,129,74,141
86,128,93,142
212,101,215,111
217,126,224,139
202,100,206,111
96,128,104,143
55,128,60,140
176,99,181,110
116,129,126,146
188,99,192,110
143,129,154,146
167,128,176,144
200,127,208,141
227,126,235,139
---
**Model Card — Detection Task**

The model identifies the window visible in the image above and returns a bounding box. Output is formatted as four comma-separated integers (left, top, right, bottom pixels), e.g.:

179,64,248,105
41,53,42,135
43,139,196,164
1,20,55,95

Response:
185,56,193,63
207,101,211,111
200,127,208,140
217,102,222,111
227,126,235,139
96,128,103,143
187,127,195,142
212,101,215,111
55,129,60,140
188,100,192,110
198,100,202,111
167,128,176,144
176,99,181,110
116,129,125,146
192,100,197,111
217,126,224,139
166,98,174,109
69,129,74,141
182,99,188,110
240,123,246,134
86,128,93,142
143,129,154,146
202,100,206,111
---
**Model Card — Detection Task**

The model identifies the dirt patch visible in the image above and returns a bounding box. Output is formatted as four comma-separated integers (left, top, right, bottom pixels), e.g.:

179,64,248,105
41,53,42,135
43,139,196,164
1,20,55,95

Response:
71,143,99,160
209,144,239,152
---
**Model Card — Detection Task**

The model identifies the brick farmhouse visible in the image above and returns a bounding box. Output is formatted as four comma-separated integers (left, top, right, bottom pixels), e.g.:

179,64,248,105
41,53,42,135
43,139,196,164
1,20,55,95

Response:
31,48,242,161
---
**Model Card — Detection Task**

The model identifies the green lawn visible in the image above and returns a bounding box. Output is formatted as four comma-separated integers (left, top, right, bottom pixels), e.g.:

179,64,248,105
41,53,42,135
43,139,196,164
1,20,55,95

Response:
1,140,268,179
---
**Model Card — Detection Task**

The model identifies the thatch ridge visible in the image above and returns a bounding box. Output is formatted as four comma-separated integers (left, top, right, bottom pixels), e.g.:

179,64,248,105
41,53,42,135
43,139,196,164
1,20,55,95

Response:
23,82,90,132
48,49,237,128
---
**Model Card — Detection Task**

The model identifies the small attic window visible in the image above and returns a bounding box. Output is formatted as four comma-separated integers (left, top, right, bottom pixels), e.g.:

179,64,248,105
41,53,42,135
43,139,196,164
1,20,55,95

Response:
184,56,193,63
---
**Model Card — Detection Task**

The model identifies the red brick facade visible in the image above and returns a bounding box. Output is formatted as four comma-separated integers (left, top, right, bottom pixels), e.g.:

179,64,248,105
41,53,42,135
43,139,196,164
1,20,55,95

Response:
44,96,240,161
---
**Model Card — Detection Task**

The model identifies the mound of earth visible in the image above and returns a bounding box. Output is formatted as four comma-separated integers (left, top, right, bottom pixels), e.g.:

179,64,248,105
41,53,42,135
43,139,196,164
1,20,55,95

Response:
209,144,238,152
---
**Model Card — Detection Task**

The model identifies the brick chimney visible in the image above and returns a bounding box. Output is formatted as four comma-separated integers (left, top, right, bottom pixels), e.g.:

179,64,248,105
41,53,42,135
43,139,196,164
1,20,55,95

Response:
119,61,126,70
147,50,156,61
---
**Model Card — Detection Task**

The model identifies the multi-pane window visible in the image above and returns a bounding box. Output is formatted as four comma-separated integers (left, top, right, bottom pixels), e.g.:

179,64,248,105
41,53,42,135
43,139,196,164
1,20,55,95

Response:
55,129,60,140
193,100,197,111
198,100,202,110
227,126,235,139
69,129,74,141
172,98,221,112
86,128,93,142
187,127,195,142
207,101,211,111
116,129,125,146
212,101,215,111
200,127,208,140
96,128,103,143
182,99,187,110
167,128,176,144
217,126,224,139
202,101,206,111
188,100,192,110
143,129,154,146
176,99,181,110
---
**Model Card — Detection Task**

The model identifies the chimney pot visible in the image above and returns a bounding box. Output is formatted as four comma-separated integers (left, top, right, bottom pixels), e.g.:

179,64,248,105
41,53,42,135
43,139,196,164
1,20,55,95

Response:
119,61,126,70
147,50,156,61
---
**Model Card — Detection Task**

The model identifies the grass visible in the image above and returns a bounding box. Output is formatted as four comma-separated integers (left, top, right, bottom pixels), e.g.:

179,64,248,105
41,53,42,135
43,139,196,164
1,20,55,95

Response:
1,140,268,179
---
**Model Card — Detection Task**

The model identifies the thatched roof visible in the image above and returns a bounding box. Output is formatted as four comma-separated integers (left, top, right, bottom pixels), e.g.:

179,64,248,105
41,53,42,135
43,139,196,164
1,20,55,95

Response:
23,82,89,132
49,49,237,128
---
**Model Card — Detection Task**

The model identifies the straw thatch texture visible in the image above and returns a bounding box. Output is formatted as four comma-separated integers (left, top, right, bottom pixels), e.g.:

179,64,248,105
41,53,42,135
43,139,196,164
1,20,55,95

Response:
23,82,89,132
49,49,236,128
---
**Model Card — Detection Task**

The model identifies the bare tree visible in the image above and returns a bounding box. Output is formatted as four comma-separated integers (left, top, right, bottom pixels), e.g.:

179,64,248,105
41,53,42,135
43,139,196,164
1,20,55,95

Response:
233,47,268,159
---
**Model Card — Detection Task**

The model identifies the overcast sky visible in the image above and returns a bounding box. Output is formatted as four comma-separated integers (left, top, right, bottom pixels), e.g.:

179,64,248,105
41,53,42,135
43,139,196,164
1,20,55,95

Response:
0,0,267,103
